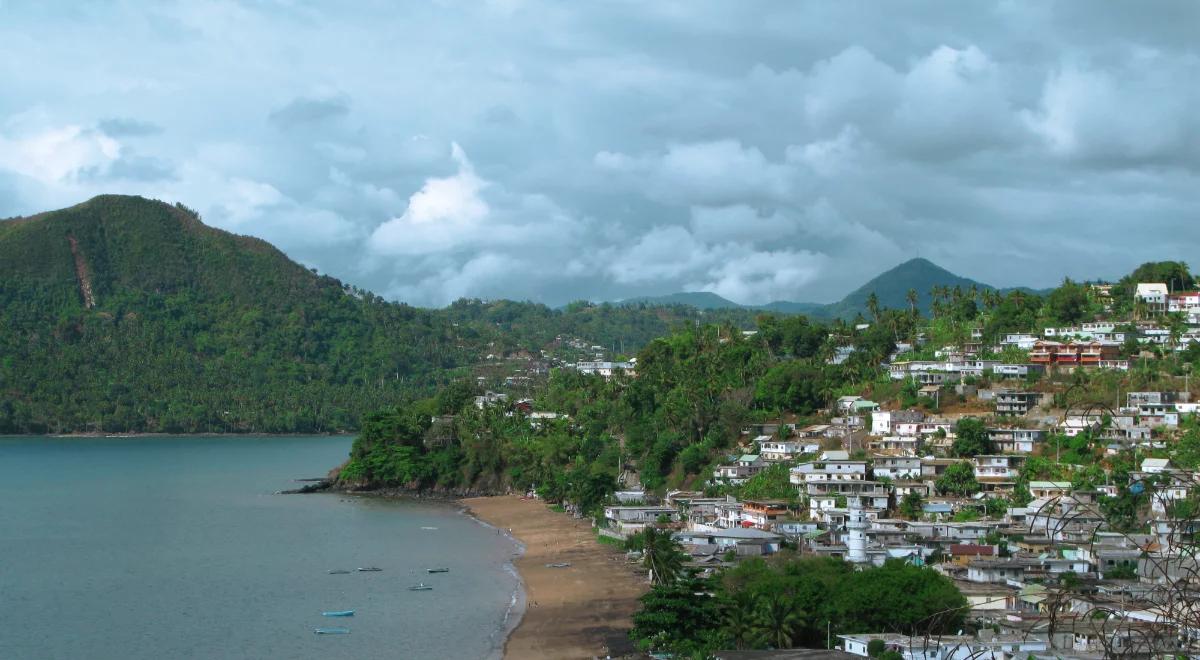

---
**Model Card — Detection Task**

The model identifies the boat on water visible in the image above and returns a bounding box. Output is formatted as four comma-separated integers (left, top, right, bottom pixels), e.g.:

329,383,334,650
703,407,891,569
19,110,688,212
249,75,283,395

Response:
426,567,450,573
327,569,351,574
356,567,382,572
408,583,433,591
321,610,355,617
314,627,350,635
420,526,438,530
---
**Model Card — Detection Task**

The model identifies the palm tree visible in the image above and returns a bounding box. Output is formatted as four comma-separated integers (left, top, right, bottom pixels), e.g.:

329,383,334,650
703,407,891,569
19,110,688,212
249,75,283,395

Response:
866,292,880,322
641,526,684,586
754,592,805,649
906,288,918,317
722,592,756,650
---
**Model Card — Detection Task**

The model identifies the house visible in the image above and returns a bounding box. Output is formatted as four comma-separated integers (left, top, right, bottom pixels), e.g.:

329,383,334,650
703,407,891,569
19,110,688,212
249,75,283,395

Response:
790,459,869,484
712,454,766,485
674,526,783,556
1136,282,1168,314
973,455,1026,490
473,391,508,409
871,409,924,436
987,428,1045,454
758,436,815,462
574,360,635,379
740,500,791,530
602,505,678,537
994,390,1041,416
1028,481,1072,499
967,558,1029,584
872,455,921,480
947,544,998,566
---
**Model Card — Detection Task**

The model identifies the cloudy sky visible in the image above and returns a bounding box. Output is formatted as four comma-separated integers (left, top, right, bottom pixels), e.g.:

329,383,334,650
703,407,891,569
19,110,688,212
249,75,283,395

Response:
2,1,1198,307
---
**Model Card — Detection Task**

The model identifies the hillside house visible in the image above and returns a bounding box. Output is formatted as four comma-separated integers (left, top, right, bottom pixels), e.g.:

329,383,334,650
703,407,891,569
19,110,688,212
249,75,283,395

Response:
712,454,766,485
872,455,921,480
994,390,1041,416
988,428,1045,453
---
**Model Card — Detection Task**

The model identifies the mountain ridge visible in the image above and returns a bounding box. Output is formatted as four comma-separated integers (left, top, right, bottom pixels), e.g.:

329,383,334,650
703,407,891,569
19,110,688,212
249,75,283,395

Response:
619,257,1002,319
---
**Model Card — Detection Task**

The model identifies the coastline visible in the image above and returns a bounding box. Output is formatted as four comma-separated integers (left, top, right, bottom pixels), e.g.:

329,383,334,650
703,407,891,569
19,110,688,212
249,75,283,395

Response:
461,495,647,660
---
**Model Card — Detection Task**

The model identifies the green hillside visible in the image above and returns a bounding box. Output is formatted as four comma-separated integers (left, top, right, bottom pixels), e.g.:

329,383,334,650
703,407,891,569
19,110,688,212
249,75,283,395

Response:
0,195,485,433
823,257,993,318
0,195,766,434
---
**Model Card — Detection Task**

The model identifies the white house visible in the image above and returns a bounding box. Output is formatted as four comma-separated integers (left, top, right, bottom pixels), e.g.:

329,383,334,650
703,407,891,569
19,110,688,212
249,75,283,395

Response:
1136,283,1168,313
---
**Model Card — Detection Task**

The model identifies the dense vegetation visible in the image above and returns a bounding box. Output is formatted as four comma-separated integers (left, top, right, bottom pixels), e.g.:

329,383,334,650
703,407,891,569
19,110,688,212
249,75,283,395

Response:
629,556,967,658
0,195,755,434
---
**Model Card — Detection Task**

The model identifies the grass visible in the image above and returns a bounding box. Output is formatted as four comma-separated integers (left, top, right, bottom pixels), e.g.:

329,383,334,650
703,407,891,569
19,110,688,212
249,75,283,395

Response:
595,532,626,548
548,504,565,513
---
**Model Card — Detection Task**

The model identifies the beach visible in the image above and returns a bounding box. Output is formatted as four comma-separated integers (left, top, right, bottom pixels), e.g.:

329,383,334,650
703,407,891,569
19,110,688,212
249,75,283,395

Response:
462,496,648,660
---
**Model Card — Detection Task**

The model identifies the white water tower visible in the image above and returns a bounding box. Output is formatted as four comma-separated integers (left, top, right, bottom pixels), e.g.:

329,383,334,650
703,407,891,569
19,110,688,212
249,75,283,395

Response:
846,496,869,564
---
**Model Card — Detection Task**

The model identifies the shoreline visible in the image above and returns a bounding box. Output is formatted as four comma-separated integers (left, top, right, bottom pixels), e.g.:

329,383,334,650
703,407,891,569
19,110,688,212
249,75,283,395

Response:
461,495,647,660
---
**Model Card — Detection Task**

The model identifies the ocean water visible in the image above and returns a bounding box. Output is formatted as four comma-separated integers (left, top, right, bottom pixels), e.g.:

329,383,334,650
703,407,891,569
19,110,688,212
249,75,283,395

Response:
0,436,521,660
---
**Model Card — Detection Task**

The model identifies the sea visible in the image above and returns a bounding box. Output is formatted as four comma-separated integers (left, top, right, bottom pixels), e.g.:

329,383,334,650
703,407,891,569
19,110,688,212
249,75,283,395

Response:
0,435,522,660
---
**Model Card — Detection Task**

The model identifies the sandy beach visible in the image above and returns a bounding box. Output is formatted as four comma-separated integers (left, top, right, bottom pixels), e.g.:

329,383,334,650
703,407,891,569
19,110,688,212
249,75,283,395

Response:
462,496,648,660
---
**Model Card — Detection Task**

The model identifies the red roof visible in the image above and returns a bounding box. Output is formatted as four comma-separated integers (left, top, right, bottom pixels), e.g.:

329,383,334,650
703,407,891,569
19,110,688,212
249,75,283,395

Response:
948,544,996,556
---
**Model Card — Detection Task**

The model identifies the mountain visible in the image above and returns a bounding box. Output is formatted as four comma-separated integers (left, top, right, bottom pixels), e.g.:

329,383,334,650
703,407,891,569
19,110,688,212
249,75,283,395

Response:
0,195,764,434
821,257,993,318
618,291,744,310
615,258,997,319
0,195,484,434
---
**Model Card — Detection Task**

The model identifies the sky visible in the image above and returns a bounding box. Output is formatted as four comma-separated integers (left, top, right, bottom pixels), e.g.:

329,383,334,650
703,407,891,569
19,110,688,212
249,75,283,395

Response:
1,1,1198,307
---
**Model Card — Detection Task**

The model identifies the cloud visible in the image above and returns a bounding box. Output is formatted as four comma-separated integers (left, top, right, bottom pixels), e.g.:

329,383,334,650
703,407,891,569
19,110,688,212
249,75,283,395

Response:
268,94,351,127
368,143,491,256
595,140,799,205
2,3,1198,305
97,117,163,137
1022,58,1200,166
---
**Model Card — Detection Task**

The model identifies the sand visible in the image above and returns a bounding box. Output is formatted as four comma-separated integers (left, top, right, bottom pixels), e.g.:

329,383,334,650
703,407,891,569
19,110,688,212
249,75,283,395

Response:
462,496,648,660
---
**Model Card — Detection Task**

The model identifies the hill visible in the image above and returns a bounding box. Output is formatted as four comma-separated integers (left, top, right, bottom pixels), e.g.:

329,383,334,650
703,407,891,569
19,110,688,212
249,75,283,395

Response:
822,257,993,318
618,291,744,310
0,195,484,434
614,258,995,319
0,195,763,434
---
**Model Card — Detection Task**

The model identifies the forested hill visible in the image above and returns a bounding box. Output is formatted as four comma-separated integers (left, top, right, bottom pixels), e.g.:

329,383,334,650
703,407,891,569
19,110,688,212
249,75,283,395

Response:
0,195,759,434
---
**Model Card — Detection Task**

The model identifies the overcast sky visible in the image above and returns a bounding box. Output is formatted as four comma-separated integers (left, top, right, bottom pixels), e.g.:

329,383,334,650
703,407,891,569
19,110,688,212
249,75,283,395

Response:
2,1,1198,307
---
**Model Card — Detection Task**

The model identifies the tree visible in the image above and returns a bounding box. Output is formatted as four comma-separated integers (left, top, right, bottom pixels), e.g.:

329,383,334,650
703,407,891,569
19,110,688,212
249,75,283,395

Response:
630,576,722,656
899,490,925,520
952,417,991,457
641,526,687,586
906,288,919,317
868,638,887,657
936,462,980,497
754,592,805,649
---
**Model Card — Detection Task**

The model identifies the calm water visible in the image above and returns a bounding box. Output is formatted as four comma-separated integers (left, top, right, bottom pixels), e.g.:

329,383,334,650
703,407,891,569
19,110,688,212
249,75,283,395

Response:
0,436,521,660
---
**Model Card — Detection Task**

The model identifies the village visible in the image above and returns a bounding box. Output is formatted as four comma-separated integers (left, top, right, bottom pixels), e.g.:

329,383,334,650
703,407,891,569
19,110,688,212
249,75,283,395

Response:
577,281,1200,659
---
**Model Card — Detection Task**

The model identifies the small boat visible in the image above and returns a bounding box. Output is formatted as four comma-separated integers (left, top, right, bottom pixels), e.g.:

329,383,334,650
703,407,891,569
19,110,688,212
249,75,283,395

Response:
314,627,350,635
356,567,382,572
426,567,450,573
327,569,351,575
420,526,438,530
408,583,433,591
321,610,355,617
545,562,571,568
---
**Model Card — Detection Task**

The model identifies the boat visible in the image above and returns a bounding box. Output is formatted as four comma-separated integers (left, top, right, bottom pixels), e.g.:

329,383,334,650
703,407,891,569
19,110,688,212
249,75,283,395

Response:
545,562,571,568
426,567,450,573
313,627,350,635
356,567,382,572
327,569,351,575
420,526,438,530
321,610,355,617
408,583,433,591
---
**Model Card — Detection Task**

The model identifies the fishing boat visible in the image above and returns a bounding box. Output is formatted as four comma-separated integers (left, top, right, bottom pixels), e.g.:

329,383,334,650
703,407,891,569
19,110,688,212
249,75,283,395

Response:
408,583,433,591
321,610,355,617
356,567,382,572
426,567,450,573
313,627,350,635
327,569,351,574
